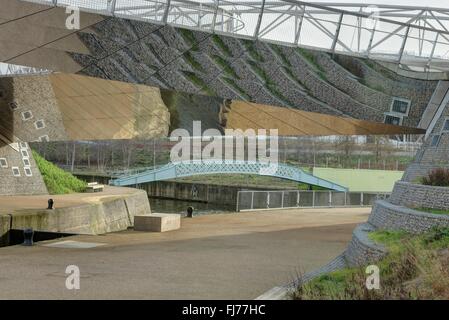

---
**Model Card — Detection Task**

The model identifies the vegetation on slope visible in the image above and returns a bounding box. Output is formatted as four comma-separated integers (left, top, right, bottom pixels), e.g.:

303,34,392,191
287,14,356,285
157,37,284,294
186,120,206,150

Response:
32,150,87,195
417,208,449,216
183,51,204,72
246,60,293,106
292,228,449,299
182,71,215,96
212,55,240,79
222,77,251,100
297,48,328,81
421,168,449,187
212,35,233,57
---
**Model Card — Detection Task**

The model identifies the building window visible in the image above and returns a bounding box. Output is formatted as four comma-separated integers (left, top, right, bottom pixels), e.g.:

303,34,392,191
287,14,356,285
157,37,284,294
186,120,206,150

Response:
21,149,29,158
21,110,33,121
34,119,45,130
9,102,18,110
38,135,50,142
391,98,411,115
23,158,31,167
0,90,4,99
19,142,28,150
431,135,440,147
12,167,20,177
384,114,403,126
0,158,7,168
24,167,32,177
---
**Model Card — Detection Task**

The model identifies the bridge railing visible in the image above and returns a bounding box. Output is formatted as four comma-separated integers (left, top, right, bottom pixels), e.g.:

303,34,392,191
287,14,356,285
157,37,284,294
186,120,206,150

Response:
236,190,390,212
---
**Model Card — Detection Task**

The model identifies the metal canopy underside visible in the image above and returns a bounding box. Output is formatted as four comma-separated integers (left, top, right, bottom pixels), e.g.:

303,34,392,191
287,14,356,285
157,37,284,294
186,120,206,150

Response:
16,0,449,73
110,160,349,191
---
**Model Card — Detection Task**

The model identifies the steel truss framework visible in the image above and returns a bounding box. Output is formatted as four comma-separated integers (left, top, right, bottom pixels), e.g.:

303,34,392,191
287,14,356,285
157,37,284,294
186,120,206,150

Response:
17,1,449,72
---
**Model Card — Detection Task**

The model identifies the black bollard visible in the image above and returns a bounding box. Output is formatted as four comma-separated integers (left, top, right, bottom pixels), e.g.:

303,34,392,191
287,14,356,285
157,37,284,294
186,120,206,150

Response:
23,228,34,246
186,206,194,218
47,199,54,210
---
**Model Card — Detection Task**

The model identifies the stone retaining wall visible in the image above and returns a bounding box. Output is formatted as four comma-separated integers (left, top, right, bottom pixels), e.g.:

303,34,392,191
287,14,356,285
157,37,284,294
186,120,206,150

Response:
344,223,387,267
368,200,449,234
389,181,449,210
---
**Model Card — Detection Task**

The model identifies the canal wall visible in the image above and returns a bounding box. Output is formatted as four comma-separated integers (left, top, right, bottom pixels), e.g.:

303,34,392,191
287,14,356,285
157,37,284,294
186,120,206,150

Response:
74,173,283,208
0,187,151,247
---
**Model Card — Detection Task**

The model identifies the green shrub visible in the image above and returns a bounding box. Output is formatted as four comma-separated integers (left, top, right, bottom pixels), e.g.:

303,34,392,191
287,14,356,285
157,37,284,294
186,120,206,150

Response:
32,150,87,195
421,168,449,187
293,228,449,300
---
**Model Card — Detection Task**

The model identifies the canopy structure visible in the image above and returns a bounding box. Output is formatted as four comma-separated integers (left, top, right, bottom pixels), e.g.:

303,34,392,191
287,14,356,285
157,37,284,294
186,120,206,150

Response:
16,0,449,72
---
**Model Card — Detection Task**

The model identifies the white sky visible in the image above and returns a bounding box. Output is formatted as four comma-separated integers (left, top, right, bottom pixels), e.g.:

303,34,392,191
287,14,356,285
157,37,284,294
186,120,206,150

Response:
310,0,449,8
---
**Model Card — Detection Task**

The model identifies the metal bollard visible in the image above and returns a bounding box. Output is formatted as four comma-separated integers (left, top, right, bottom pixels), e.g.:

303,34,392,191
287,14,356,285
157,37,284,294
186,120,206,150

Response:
23,228,34,246
47,199,54,210
186,206,194,218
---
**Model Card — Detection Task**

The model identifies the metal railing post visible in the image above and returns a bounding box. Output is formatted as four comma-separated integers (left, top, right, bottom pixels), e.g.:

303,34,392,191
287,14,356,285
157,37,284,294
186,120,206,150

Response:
266,192,270,209
281,191,284,208
251,191,254,210
312,190,315,207
296,190,300,207
236,191,240,212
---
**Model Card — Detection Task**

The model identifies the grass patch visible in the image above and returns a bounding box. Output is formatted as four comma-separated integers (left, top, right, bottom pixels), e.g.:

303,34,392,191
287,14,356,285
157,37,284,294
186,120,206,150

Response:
297,48,327,81
242,39,265,62
246,60,292,106
178,28,200,51
212,35,232,57
33,150,87,195
293,227,449,299
212,55,239,79
270,44,291,67
222,77,251,100
183,51,203,72
417,208,449,216
182,71,215,96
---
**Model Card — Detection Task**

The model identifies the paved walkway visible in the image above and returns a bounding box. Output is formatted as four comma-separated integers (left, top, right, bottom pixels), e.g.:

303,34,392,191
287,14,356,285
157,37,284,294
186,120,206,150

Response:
0,207,370,299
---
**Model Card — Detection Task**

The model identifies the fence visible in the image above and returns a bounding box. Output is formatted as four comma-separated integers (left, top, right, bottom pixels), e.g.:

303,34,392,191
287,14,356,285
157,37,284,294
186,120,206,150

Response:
236,190,390,212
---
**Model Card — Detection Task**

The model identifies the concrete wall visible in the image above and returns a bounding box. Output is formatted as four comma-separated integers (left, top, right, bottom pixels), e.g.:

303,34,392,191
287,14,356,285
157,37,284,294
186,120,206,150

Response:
0,143,48,196
142,180,244,207
0,188,151,246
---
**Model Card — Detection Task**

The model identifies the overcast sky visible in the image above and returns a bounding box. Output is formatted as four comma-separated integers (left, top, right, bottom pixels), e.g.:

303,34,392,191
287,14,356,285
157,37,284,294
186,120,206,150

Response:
307,0,449,8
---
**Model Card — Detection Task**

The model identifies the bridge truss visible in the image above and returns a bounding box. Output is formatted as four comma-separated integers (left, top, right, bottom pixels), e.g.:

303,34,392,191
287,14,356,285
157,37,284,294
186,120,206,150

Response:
109,160,348,191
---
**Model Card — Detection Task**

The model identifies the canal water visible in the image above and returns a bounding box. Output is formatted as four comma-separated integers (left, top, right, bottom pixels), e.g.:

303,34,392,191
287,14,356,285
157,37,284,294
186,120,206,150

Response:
148,197,235,216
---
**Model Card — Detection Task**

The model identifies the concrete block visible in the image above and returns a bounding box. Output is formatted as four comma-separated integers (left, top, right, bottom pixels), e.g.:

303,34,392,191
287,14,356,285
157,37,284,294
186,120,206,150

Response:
134,214,181,232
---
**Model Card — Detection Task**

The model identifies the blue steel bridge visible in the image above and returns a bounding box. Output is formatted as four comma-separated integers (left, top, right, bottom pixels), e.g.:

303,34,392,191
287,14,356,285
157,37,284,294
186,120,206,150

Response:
109,160,348,191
